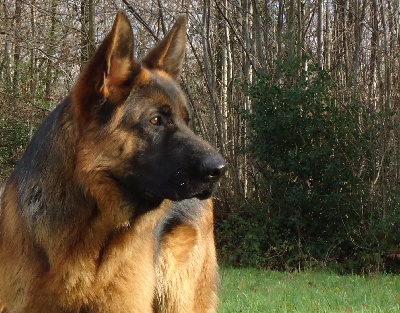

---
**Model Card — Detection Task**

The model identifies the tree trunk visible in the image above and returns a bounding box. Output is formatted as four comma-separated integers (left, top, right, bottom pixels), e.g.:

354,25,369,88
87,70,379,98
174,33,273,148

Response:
12,0,22,100
45,0,57,101
80,0,95,66
317,0,323,67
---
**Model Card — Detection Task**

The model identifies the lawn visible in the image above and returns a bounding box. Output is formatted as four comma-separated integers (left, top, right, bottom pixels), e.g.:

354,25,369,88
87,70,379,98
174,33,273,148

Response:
219,267,400,313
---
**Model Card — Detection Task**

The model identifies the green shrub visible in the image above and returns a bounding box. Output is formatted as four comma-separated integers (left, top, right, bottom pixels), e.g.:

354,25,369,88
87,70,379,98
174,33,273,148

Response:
217,57,382,272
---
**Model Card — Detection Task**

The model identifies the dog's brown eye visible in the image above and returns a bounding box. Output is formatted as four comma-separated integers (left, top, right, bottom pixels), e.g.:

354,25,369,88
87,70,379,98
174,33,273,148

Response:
149,116,162,126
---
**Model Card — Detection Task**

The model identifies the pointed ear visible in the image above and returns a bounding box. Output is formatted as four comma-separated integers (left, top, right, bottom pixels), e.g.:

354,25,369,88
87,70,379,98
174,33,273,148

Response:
100,11,136,99
73,11,138,127
142,15,186,80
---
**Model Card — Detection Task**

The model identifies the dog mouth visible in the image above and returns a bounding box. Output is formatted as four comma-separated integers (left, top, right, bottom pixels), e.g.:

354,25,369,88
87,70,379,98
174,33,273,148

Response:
143,179,218,202
113,171,219,203
170,171,220,200
143,189,212,202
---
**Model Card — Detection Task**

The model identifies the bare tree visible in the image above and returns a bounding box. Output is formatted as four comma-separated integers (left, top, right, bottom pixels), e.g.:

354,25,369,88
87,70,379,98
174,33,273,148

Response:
80,0,95,65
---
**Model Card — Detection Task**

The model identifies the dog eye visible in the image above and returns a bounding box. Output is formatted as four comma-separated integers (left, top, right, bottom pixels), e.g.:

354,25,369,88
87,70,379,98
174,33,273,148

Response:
149,116,162,126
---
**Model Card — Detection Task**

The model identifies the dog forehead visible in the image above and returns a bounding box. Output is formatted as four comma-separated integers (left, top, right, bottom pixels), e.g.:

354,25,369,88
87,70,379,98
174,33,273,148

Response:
128,68,189,114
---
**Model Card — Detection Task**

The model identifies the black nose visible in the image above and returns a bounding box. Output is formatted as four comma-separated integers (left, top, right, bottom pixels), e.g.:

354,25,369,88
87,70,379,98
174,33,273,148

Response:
201,154,227,181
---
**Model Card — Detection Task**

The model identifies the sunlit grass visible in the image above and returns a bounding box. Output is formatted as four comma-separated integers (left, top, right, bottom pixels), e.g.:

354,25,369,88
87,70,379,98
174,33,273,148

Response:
219,267,400,312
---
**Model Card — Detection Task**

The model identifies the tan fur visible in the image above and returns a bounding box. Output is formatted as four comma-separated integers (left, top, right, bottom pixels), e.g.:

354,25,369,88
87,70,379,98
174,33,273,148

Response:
155,200,219,313
0,182,218,312
0,181,158,312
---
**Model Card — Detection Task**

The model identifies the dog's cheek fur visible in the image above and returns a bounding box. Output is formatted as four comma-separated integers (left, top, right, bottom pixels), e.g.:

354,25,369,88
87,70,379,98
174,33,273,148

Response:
74,127,146,213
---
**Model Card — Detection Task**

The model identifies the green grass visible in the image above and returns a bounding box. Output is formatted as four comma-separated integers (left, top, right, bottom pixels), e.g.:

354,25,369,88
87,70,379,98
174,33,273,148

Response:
219,267,400,312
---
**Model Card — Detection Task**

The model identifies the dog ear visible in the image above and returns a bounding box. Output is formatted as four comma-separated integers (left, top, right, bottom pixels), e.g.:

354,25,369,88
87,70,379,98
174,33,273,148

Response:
142,15,186,80
100,11,136,99
73,11,138,126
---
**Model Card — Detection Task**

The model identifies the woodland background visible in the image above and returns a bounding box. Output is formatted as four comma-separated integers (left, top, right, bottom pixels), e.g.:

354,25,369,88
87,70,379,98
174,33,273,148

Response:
1,0,400,273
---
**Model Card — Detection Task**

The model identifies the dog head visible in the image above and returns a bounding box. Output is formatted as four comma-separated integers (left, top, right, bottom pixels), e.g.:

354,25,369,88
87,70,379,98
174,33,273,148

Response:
72,12,226,203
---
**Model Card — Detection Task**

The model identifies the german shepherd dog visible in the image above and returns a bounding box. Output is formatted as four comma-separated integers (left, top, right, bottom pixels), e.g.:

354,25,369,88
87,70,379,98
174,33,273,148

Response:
0,12,226,312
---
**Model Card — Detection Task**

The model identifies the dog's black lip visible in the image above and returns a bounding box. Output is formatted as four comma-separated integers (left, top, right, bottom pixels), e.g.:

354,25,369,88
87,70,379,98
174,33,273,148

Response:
143,185,215,202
